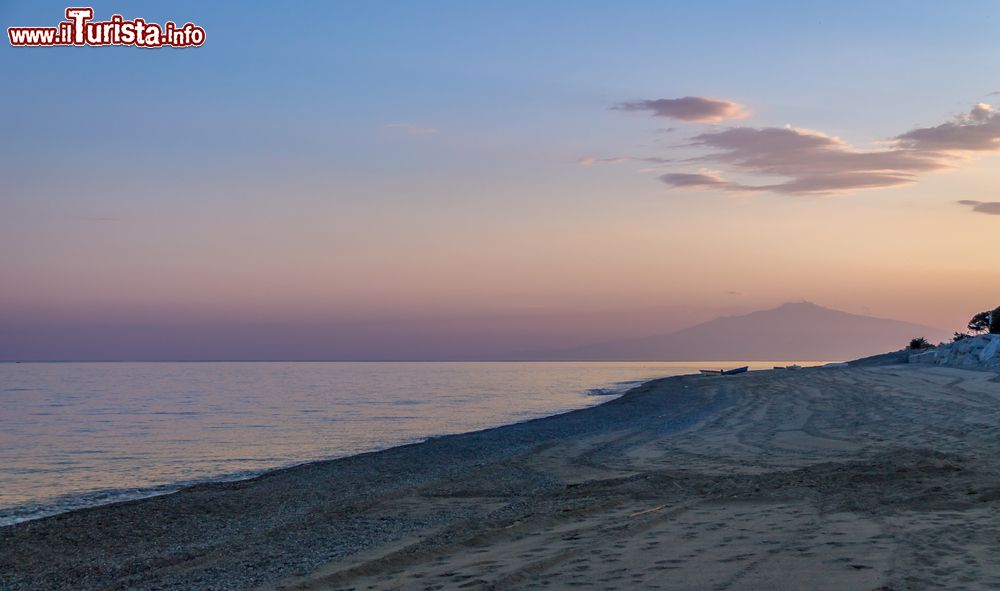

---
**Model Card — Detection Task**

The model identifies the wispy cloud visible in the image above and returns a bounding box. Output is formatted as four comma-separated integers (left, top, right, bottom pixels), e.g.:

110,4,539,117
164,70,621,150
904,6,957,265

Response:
670,125,944,194
614,96,747,122
383,123,439,135
577,155,673,166
659,172,736,190
894,103,1000,151
957,199,1000,215
600,101,1000,196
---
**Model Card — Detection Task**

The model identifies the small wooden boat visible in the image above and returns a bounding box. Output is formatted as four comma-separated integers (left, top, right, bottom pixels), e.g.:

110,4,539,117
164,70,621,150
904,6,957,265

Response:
720,366,749,376
699,369,722,375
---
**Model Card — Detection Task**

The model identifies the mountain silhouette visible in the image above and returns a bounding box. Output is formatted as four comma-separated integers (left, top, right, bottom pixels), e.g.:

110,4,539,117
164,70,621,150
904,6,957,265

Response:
513,302,949,361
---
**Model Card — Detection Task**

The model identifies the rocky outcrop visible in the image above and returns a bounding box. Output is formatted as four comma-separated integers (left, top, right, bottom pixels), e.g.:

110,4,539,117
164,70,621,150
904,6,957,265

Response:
909,335,1000,371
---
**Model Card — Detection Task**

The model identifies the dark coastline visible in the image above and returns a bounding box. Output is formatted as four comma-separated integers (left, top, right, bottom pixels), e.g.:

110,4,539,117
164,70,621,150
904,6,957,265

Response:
8,357,1000,591
0,374,719,590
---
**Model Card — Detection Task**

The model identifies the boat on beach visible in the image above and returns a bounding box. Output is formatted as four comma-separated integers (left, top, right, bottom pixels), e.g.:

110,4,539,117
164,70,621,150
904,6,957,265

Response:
700,367,748,376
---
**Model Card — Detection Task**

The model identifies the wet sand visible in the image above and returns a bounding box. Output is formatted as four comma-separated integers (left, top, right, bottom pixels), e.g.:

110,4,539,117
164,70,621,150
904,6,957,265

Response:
5,362,1000,590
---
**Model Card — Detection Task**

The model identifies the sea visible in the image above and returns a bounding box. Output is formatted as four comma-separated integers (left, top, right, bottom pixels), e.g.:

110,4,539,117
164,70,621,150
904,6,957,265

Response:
0,361,815,526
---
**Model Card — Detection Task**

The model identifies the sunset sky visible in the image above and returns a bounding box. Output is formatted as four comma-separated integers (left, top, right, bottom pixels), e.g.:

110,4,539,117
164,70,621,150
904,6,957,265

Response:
2,1,1000,360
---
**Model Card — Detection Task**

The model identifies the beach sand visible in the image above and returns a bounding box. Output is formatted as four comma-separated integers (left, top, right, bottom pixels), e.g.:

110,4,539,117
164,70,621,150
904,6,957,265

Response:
5,362,1000,590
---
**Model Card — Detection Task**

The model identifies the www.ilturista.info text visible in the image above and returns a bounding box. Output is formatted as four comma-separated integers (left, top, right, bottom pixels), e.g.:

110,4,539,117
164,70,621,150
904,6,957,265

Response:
8,8,205,48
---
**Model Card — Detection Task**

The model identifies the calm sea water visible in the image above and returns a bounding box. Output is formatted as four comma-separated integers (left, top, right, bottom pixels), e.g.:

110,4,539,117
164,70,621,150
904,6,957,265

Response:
0,361,813,526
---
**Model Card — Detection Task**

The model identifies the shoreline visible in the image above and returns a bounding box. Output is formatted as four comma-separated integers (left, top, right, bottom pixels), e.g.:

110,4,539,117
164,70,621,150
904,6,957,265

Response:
0,376,647,529
1,372,718,590
7,360,1000,590
3,363,822,528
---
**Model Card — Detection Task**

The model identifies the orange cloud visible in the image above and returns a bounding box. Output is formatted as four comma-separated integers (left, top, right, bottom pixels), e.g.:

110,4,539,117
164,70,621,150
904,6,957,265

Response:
614,96,747,122
607,101,1000,195
957,200,1000,215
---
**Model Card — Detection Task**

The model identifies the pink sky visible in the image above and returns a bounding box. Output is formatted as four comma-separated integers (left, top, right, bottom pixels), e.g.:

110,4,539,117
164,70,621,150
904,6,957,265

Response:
2,3,999,359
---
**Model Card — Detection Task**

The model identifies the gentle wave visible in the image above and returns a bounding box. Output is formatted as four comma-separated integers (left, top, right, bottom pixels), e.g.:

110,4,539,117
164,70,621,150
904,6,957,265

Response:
0,361,812,526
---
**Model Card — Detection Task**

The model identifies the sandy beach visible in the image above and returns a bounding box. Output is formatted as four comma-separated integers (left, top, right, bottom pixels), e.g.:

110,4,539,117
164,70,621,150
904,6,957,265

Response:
5,358,1000,590
7,4,999,590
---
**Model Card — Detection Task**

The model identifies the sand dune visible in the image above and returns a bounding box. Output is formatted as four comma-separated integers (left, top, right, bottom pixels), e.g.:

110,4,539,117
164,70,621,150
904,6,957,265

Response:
5,364,1000,590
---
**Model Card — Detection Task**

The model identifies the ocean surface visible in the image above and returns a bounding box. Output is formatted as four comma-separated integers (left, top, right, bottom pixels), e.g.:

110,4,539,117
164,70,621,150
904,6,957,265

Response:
0,361,816,526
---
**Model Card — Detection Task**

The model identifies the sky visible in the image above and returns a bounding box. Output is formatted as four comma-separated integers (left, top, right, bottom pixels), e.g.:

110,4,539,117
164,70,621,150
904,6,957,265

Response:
2,1,1000,360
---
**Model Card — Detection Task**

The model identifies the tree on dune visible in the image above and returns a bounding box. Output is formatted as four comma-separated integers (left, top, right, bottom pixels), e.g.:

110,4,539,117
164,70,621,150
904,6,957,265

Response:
968,307,1000,335
969,311,992,334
